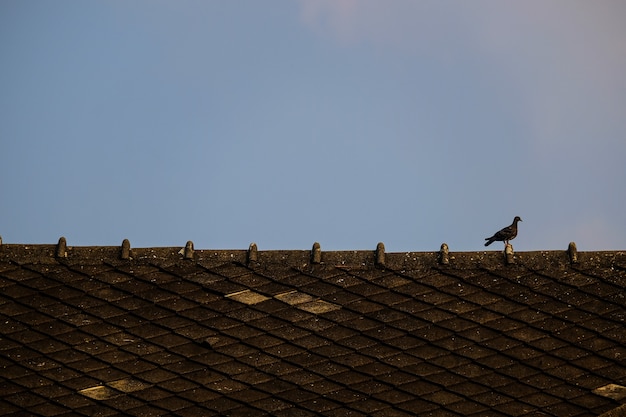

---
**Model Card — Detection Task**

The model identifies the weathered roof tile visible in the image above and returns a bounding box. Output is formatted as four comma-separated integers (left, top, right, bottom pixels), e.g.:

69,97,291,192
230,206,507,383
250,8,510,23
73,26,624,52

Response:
2,245,625,416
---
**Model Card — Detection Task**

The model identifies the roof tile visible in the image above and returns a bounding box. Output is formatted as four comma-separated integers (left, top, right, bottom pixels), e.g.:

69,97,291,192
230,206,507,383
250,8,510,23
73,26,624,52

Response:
2,245,625,416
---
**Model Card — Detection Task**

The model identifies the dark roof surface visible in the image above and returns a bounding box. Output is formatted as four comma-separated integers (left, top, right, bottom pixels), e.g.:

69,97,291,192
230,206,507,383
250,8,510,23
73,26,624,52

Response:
1,242,625,417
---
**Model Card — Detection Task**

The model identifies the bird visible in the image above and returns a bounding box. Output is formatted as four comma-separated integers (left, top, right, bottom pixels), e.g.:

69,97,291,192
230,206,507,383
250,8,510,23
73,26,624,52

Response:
484,216,522,247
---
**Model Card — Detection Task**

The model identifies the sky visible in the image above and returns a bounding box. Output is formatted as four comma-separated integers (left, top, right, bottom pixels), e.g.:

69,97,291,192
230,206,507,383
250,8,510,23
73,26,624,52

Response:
1,1,625,253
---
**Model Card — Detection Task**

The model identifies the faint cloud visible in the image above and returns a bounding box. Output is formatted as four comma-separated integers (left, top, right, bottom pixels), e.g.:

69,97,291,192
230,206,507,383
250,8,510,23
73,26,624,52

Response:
297,0,462,53
299,0,360,45
297,1,626,160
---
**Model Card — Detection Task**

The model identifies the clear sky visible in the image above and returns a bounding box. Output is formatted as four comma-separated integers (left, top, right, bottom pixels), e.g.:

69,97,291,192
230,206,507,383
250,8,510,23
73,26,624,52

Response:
1,1,625,252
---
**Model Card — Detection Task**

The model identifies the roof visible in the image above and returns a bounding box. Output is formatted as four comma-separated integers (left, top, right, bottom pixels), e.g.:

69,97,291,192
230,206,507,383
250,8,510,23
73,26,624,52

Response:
1,239,625,416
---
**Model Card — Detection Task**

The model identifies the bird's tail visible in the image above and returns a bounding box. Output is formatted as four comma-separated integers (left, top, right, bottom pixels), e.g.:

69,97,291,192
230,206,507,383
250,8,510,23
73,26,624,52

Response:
484,238,493,247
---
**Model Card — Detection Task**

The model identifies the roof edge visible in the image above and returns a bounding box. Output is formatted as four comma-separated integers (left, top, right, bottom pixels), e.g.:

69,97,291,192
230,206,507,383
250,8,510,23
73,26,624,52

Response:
1,242,625,270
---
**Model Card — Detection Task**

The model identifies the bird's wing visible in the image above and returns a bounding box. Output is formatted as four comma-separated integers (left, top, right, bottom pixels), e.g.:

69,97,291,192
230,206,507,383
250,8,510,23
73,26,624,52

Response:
495,225,514,239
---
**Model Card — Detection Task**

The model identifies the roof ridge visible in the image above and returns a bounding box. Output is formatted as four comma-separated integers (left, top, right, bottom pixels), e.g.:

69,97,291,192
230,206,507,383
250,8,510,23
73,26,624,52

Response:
2,238,625,269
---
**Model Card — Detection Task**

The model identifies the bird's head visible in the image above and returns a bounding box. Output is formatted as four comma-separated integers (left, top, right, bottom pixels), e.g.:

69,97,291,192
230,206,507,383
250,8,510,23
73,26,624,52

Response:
514,216,522,222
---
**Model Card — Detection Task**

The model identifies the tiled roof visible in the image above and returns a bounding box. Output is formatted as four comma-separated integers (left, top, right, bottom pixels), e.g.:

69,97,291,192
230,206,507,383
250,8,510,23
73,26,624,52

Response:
1,240,625,416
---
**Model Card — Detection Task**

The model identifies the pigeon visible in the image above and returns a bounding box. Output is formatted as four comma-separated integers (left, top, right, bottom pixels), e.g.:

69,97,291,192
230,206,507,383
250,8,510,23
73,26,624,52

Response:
484,216,522,246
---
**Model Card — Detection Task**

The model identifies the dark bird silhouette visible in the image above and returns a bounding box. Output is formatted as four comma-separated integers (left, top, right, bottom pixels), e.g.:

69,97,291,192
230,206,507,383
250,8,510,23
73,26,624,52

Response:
484,216,522,246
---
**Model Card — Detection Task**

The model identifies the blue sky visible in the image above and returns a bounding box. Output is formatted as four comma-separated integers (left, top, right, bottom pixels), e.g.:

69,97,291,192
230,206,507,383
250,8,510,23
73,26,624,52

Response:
1,1,625,252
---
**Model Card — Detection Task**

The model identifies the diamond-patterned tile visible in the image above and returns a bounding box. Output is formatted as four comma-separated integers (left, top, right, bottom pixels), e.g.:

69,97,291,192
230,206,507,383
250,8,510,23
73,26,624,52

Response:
226,289,270,305
2,247,625,417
